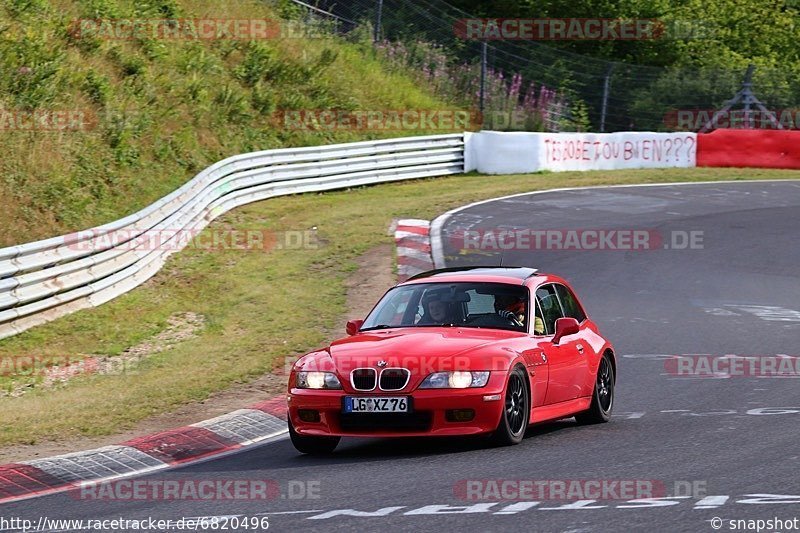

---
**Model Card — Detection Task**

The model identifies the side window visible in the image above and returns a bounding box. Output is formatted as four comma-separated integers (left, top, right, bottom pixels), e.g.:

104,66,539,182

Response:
555,284,587,323
532,298,546,335
535,285,564,335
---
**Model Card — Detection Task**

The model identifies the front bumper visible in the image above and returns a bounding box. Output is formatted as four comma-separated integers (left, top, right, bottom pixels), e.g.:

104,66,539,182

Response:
289,372,508,438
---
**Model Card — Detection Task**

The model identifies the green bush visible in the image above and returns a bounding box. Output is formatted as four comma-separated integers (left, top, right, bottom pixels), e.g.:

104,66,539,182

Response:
0,31,66,109
82,69,112,106
4,0,48,18
234,42,278,87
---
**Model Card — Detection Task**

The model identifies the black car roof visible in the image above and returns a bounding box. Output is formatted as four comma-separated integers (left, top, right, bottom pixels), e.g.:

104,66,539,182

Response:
406,266,539,282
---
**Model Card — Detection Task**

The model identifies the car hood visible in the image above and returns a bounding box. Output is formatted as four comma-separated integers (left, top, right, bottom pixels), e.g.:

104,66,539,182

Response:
322,327,525,374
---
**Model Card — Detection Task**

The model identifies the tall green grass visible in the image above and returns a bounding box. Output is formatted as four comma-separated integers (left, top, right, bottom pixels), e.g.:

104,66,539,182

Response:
0,0,461,246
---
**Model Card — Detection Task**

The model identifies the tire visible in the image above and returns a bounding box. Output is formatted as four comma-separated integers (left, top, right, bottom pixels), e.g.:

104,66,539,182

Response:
575,353,615,425
490,366,530,446
288,418,340,454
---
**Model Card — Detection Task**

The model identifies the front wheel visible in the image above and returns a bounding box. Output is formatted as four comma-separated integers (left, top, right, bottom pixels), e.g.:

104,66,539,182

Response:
575,353,614,425
289,418,340,454
490,366,529,446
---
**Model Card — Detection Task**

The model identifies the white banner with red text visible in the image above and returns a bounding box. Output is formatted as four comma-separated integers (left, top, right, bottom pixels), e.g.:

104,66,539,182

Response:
465,130,697,174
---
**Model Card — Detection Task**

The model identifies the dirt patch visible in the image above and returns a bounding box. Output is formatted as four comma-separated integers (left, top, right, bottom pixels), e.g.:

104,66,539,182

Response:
345,244,396,320
4,312,206,398
0,245,395,463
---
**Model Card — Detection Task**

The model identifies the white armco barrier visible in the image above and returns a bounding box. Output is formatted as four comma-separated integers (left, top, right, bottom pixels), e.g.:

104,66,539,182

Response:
0,134,464,340
466,131,697,174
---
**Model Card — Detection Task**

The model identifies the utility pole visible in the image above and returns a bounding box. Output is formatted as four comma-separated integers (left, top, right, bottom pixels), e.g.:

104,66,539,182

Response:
479,41,487,126
374,0,383,42
600,64,614,132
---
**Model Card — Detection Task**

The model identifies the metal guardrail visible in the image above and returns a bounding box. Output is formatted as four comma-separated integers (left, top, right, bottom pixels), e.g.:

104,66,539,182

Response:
0,134,465,340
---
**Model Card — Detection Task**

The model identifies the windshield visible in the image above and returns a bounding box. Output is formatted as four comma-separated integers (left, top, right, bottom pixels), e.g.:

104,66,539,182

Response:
361,282,529,333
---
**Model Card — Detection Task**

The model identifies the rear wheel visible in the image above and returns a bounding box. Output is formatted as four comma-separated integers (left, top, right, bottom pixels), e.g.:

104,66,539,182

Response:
575,353,614,424
288,418,340,454
490,366,529,446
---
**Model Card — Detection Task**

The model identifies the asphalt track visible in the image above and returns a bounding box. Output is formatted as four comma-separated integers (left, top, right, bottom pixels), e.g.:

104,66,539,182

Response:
4,180,800,533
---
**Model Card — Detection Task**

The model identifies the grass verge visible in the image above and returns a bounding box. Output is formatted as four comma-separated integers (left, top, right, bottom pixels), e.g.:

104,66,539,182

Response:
1,167,798,446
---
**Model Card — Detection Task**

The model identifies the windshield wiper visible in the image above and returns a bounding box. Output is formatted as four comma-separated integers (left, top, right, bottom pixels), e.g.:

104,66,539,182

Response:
359,324,395,331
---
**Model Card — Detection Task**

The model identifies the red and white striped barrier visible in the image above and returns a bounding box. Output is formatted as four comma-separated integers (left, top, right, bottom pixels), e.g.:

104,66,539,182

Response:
394,219,434,282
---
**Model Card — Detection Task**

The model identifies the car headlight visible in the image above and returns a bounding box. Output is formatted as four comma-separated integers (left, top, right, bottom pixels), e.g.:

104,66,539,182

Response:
419,371,490,389
296,371,342,389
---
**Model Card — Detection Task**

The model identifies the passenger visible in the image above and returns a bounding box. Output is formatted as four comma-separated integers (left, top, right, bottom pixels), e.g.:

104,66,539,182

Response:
419,292,456,325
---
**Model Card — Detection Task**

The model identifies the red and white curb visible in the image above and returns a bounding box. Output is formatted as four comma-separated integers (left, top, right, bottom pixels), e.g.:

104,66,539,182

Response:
0,396,287,504
394,219,434,282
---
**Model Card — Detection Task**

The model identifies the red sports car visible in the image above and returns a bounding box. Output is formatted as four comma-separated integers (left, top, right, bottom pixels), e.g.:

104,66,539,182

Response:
287,266,616,454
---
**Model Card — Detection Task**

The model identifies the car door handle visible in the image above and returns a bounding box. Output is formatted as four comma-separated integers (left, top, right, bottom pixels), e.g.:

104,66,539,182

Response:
576,344,585,354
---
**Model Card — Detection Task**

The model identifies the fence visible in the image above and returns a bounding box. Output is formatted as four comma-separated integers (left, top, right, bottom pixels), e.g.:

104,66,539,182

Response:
290,0,799,134
0,134,465,340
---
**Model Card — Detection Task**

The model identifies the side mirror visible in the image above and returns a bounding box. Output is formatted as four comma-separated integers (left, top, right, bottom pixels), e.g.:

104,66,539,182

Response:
346,319,364,336
552,317,580,345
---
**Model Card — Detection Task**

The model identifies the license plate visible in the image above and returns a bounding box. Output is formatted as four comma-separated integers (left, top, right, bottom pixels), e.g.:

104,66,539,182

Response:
343,396,410,413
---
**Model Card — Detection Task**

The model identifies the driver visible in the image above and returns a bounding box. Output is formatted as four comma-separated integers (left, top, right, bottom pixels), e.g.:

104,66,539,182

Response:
495,293,525,326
